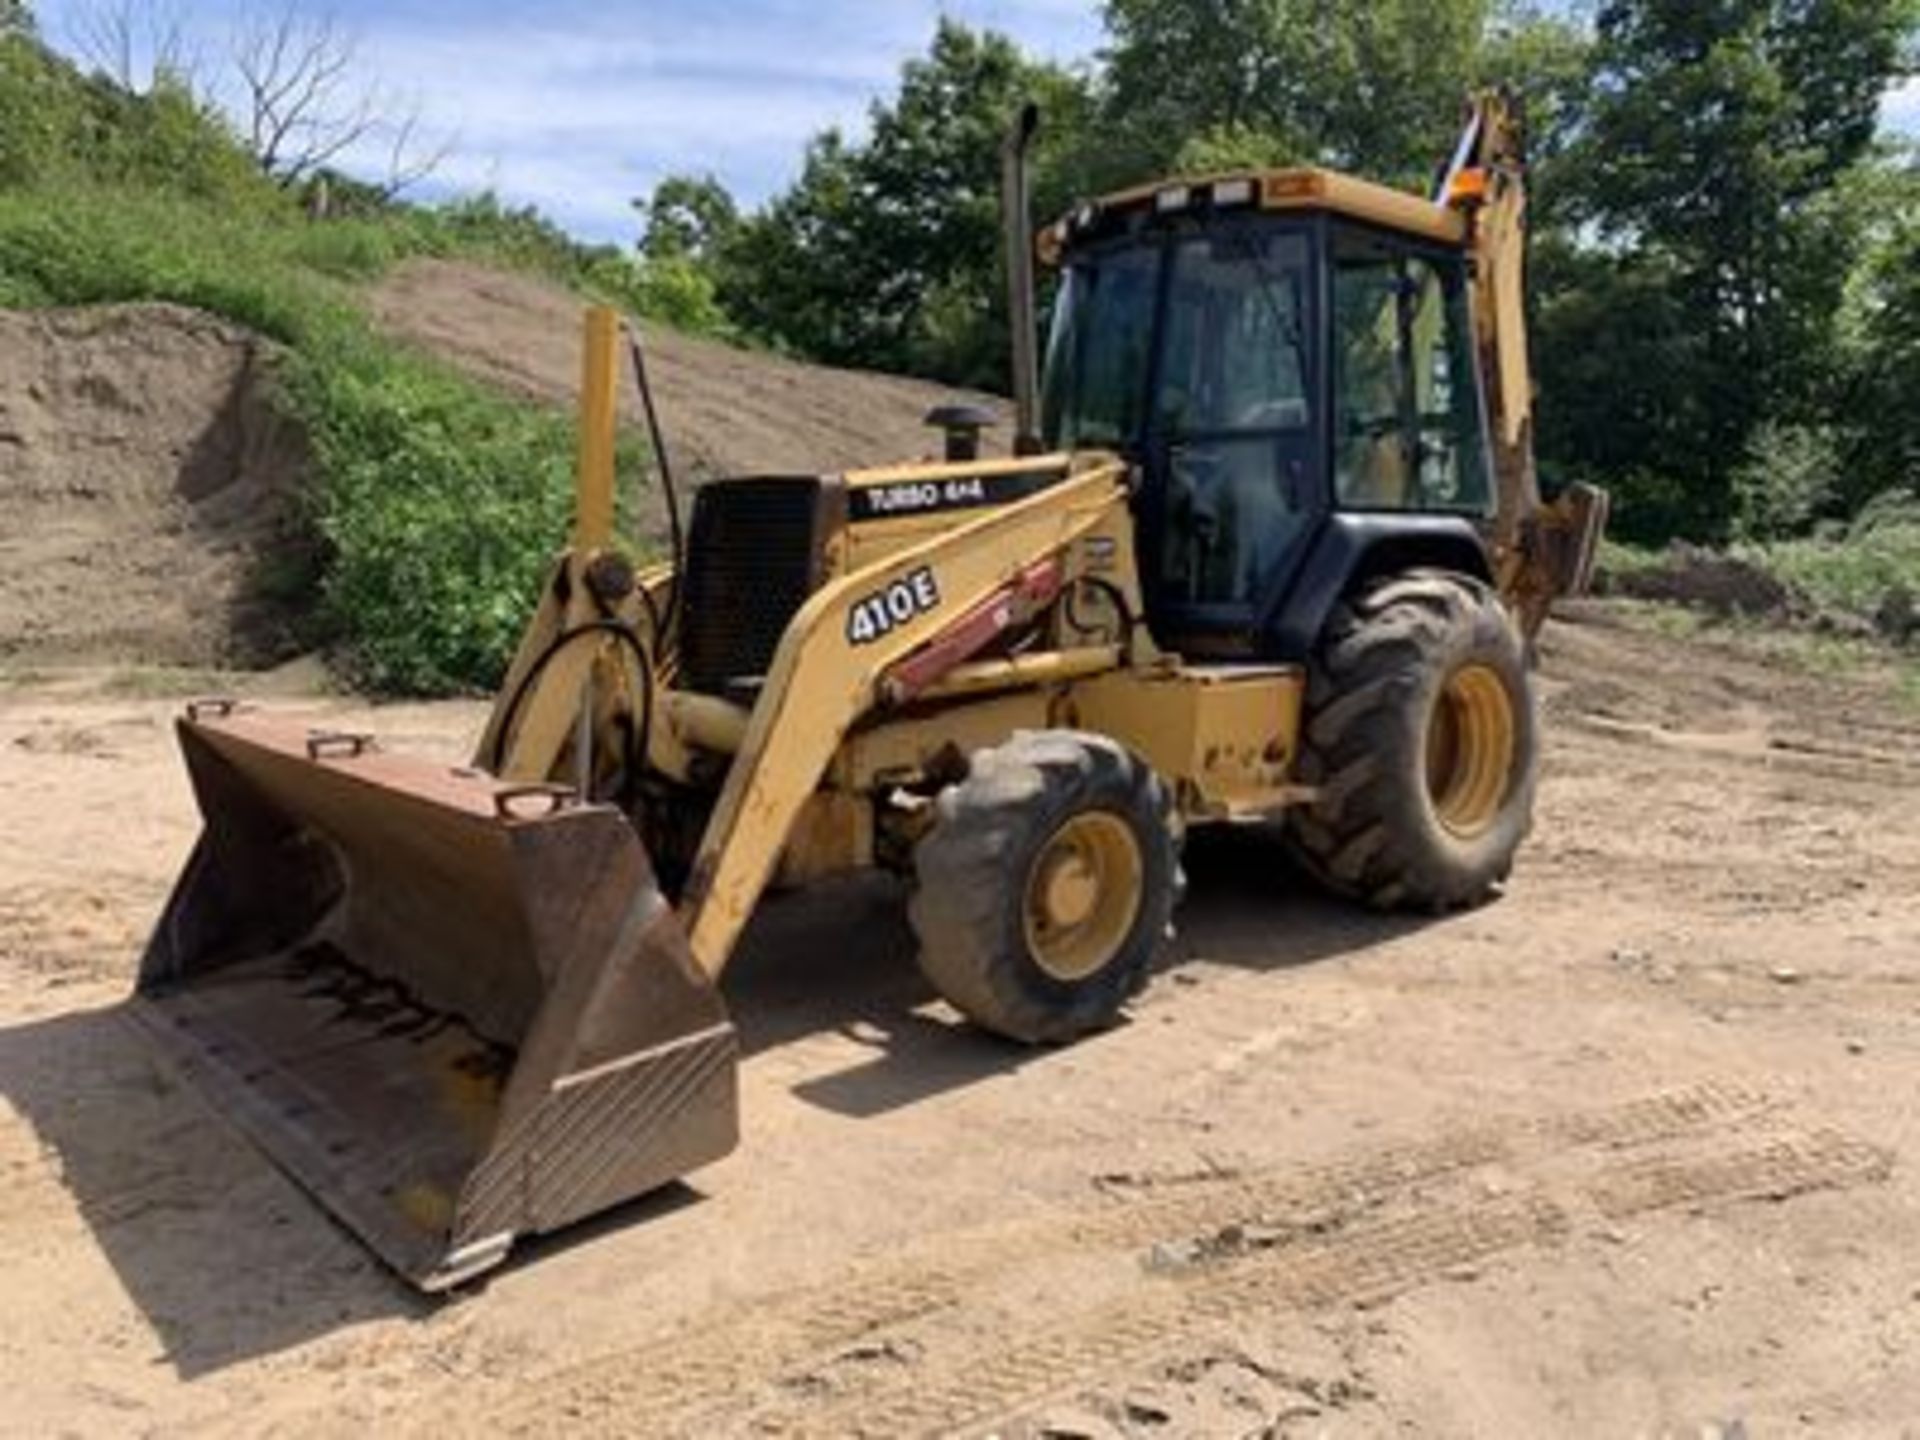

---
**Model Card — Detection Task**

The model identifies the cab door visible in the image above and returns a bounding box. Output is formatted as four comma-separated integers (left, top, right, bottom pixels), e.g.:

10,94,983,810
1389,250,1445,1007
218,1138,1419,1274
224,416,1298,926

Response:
1138,224,1322,657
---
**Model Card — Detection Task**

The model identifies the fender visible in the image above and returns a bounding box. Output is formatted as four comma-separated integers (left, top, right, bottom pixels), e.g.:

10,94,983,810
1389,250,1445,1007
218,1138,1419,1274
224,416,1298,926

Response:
1262,512,1494,661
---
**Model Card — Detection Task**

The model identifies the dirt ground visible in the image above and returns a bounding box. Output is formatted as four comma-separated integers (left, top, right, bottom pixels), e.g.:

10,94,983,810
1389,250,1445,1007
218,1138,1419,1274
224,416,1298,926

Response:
1,602,1916,1437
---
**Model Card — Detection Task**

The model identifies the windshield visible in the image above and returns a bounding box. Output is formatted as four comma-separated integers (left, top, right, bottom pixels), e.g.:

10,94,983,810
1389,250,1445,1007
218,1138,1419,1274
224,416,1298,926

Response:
1041,246,1158,448
1041,226,1312,451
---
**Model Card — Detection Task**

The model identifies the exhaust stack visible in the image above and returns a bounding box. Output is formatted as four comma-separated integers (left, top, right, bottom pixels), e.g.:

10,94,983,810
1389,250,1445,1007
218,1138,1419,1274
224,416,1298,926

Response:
1001,101,1042,455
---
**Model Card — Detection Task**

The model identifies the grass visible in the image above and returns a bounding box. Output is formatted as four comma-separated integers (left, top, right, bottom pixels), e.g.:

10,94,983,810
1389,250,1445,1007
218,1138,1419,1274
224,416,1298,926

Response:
1595,538,1670,580
1610,600,1920,711
1634,604,1706,640
0,185,364,344
1747,522,1920,625
1601,522,1920,644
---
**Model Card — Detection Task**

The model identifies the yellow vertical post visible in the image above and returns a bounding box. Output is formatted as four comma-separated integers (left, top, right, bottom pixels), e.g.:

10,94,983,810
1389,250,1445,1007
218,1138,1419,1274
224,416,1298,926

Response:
574,305,619,550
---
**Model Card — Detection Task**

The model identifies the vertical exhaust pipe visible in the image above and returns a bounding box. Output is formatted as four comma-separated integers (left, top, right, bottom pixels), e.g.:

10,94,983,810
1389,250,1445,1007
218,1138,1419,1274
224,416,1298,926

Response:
1001,102,1042,456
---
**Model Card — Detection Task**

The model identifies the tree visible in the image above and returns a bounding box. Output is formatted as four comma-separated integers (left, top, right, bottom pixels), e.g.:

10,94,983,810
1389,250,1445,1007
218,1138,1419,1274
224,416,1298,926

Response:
718,20,1090,390
231,3,449,194
1840,149,1920,504
1548,0,1914,534
2,0,33,38
636,173,739,261
232,6,371,181
1474,5,1595,224
67,0,198,92
1100,0,1492,187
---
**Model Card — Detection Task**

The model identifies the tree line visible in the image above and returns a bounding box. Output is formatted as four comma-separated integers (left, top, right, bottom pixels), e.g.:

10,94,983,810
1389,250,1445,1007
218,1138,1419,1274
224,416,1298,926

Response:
638,2,1918,545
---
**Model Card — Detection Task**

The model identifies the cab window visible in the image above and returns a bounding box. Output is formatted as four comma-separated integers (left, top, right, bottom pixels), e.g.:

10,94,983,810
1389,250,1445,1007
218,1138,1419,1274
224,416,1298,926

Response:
1331,235,1490,514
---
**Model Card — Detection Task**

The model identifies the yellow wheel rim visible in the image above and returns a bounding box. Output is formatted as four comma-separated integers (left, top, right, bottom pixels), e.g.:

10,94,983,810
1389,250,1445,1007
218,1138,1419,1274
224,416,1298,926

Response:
1426,662,1517,838
1023,811,1143,983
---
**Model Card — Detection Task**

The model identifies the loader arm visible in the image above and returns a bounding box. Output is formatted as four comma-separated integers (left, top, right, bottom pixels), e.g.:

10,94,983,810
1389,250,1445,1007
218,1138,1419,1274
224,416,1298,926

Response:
1441,92,1608,634
679,461,1132,980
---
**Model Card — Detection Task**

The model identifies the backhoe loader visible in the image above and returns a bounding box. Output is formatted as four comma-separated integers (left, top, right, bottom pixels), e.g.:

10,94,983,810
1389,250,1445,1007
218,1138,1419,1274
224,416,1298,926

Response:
135,93,1606,1289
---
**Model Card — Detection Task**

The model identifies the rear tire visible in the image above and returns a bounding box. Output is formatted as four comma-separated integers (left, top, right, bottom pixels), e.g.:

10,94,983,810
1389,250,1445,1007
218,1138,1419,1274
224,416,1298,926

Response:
1288,570,1537,910
909,731,1178,1044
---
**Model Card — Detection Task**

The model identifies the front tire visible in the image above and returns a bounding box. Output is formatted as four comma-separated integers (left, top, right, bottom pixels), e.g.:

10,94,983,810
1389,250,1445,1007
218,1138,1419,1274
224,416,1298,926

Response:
1289,570,1537,910
909,731,1178,1044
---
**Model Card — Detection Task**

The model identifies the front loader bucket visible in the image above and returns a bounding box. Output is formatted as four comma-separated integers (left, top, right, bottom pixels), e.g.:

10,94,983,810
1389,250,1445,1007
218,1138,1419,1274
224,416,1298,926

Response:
134,705,739,1291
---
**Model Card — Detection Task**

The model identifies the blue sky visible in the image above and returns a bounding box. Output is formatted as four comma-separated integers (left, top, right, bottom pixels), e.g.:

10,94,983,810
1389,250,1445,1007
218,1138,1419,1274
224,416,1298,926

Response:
34,2,1919,247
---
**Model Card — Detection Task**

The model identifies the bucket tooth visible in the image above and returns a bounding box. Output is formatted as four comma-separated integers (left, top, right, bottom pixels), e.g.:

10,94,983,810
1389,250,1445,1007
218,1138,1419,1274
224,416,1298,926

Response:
134,710,739,1290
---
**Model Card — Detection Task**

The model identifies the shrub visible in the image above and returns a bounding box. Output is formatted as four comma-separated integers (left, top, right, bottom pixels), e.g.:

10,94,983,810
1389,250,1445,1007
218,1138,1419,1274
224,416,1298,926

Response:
1730,421,1842,541
284,328,582,694
1754,520,1920,633
1598,468,1697,547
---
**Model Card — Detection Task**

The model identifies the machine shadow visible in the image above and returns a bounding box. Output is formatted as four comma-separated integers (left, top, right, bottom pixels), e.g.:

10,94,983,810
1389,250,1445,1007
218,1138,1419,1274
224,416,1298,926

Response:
719,831,1436,1122
1168,827,1440,971
0,1002,423,1379
719,874,1047,1118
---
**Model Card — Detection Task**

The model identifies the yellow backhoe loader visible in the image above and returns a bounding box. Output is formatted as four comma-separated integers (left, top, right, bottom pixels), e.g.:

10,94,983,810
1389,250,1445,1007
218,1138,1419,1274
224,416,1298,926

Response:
135,93,1606,1289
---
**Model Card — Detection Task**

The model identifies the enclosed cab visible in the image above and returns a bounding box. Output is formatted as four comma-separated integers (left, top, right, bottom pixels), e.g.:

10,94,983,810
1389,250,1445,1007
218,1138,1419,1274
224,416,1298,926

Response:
1039,167,1504,661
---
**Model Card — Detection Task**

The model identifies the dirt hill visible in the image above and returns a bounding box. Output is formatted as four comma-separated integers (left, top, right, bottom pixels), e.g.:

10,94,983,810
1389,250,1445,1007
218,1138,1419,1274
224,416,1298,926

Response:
369,259,1006,483
0,269,1002,668
0,304,308,669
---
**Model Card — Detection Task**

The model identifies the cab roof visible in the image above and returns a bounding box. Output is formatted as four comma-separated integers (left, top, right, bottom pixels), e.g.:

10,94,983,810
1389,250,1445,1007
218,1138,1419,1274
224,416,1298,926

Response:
1040,166,1467,264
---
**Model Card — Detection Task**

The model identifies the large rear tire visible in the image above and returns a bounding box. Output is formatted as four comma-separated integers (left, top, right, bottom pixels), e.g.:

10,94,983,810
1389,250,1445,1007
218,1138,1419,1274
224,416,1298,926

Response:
909,731,1178,1044
1289,571,1537,911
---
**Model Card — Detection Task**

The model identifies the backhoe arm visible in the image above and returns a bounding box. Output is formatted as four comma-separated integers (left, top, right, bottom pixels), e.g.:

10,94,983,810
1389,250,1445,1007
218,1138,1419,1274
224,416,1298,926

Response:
679,463,1131,980
1440,92,1608,635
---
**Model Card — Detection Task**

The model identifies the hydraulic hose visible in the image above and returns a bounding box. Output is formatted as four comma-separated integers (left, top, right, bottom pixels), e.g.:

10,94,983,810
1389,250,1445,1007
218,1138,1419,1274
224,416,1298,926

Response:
625,328,686,653
488,619,655,807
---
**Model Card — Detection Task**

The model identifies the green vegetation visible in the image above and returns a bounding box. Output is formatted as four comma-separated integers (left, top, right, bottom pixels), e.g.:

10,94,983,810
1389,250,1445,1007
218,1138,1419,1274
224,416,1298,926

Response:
289,325,586,694
1756,512,1920,628
1605,501,1920,649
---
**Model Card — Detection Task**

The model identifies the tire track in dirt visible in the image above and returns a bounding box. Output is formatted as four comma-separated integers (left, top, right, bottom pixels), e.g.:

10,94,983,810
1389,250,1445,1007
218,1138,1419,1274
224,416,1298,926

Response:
1560,712,1920,781
777,1126,1890,1439
459,1082,1797,1437
1588,1128,1891,1219
783,1194,1574,1439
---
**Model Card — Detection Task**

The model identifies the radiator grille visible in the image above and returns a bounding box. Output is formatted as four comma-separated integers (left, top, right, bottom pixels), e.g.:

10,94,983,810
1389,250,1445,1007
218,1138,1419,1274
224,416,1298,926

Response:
678,478,824,697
